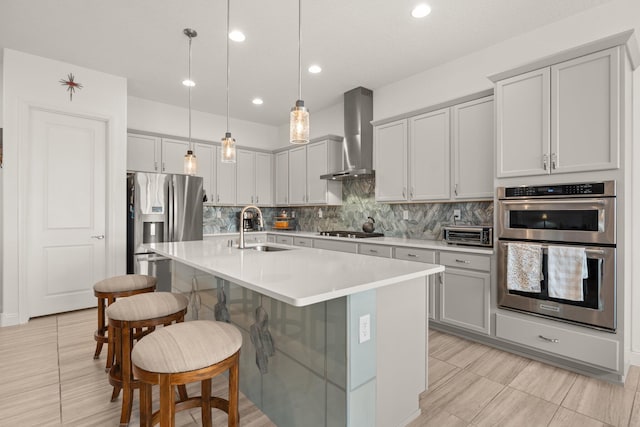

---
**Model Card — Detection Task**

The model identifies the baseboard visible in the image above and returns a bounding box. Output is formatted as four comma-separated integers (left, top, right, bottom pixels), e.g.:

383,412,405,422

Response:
0,312,20,327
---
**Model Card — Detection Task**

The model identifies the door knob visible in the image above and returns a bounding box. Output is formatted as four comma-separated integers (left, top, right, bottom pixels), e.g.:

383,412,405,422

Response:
91,235,105,240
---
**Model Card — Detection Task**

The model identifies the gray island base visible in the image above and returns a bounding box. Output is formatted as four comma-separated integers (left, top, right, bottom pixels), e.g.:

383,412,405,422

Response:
148,238,444,426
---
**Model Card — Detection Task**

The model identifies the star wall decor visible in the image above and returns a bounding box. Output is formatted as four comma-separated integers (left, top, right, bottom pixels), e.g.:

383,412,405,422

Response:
59,73,83,101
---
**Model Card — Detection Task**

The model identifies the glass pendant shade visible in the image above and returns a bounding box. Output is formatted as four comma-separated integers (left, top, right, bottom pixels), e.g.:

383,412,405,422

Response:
221,132,236,163
290,100,309,144
184,150,197,175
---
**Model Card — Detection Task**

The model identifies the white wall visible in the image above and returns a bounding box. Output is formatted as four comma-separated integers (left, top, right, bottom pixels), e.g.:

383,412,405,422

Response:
128,96,280,151
2,49,127,325
0,60,4,311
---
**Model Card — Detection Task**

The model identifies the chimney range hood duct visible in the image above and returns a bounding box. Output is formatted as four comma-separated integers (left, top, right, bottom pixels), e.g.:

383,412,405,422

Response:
320,87,374,180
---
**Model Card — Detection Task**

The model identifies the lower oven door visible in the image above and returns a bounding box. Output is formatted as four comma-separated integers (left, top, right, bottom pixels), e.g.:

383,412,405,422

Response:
497,240,616,331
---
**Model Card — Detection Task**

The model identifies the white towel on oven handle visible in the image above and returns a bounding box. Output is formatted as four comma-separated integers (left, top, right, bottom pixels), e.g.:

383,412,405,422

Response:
547,245,588,301
507,243,543,293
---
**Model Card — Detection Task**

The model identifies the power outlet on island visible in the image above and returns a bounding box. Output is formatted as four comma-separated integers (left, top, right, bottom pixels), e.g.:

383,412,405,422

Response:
453,209,461,221
359,314,371,343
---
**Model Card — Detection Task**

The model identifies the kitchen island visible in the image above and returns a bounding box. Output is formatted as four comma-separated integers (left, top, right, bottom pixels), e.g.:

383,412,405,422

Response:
147,236,444,427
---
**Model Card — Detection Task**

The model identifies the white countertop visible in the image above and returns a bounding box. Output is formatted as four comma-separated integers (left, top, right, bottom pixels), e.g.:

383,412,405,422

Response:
147,236,444,307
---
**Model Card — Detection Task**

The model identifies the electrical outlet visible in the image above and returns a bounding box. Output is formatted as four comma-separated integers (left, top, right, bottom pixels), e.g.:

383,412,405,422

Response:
216,210,222,219
453,209,461,220
291,211,296,218
318,208,323,219
359,314,371,343
403,210,409,220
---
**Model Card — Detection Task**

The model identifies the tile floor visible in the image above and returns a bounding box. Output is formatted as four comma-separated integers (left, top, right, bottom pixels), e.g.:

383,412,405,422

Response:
1,309,639,426
408,329,640,427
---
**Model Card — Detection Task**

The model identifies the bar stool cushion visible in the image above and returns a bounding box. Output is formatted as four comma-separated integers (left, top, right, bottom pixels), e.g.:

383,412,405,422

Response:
93,274,157,293
106,292,188,321
132,320,242,373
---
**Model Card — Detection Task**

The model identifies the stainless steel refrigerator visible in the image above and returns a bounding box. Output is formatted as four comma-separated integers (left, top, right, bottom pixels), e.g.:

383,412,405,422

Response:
127,172,203,291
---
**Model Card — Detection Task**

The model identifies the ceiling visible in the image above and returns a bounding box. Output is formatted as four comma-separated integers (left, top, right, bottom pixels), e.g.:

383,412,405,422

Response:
0,0,610,126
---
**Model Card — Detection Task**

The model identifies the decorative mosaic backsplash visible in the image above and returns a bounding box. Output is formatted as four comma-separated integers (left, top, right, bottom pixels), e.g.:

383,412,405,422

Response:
204,178,493,240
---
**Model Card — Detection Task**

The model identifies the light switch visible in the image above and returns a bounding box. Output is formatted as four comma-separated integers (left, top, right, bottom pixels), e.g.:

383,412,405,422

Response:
359,314,371,343
403,210,409,220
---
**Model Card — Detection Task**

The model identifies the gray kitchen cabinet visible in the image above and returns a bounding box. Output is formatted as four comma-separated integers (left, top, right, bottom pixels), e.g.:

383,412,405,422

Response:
275,151,289,205
288,146,307,205
374,119,407,202
495,47,620,177
237,150,273,206
451,96,494,199
274,235,294,245
313,239,357,254
161,138,191,174
127,133,161,172
288,139,342,206
293,237,313,248
195,142,215,202
438,252,490,335
215,146,236,205
358,243,392,258
409,108,450,201
394,247,437,320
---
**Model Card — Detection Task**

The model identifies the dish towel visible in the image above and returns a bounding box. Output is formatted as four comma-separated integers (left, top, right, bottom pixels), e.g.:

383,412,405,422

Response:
507,243,543,293
547,245,588,301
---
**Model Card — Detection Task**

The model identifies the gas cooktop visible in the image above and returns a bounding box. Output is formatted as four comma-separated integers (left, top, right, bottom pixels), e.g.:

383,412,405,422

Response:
318,230,384,239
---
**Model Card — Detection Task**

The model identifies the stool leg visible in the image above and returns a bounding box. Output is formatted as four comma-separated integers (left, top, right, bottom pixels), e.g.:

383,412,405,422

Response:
119,325,134,426
110,323,122,400
201,378,212,427
105,296,116,371
159,375,175,427
139,382,152,427
177,385,189,402
94,297,106,359
228,356,239,427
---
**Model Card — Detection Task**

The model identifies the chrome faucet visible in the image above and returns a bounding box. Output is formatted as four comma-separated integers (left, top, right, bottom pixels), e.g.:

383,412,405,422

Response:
238,205,264,249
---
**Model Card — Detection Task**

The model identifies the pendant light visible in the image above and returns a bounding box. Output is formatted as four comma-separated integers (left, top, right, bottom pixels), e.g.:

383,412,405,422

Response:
221,0,237,163
290,0,309,144
183,28,198,175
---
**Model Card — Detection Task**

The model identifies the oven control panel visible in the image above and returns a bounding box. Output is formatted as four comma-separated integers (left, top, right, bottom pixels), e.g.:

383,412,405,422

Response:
500,181,614,198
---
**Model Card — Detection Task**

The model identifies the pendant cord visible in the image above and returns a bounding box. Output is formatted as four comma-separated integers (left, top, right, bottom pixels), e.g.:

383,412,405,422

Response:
188,36,193,150
297,0,302,101
226,0,230,133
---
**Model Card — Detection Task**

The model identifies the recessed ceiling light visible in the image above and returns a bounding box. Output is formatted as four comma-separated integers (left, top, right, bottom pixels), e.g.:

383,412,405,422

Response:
308,64,322,74
182,79,196,87
229,30,246,42
411,4,431,18
252,98,264,105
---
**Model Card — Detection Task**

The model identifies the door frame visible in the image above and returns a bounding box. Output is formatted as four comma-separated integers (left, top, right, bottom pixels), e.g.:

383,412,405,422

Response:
17,102,121,322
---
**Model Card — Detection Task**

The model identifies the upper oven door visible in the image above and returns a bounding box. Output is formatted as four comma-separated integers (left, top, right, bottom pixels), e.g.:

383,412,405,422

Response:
497,197,615,245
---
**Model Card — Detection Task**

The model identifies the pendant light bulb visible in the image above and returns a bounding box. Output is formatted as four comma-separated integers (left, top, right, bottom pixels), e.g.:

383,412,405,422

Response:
290,0,309,144
221,0,237,163
183,28,198,175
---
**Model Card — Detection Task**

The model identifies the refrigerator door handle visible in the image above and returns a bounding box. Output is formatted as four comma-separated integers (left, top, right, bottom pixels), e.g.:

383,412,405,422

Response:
168,179,174,242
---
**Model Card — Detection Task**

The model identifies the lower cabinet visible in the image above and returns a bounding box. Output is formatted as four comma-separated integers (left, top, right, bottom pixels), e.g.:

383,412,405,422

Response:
394,247,437,320
438,252,491,335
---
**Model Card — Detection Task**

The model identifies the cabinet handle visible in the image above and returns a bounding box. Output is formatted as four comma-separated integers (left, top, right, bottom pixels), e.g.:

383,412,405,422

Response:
162,162,166,172
154,161,158,171
408,253,418,258
551,153,557,170
369,249,378,253
217,194,220,203
455,259,471,264
542,154,548,171
256,196,259,203
439,272,444,284
454,184,458,196
251,196,254,203
410,187,414,199
538,335,559,343
402,187,406,198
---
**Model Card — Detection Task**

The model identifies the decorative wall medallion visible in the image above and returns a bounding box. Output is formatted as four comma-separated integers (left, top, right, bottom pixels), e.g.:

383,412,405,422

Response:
59,73,83,101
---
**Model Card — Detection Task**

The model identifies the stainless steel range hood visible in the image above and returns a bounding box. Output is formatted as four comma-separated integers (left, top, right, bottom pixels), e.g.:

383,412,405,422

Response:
320,87,374,180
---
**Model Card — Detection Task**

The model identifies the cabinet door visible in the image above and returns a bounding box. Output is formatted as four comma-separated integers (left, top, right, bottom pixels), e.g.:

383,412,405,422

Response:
551,47,620,173
306,142,328,204
288,146,307,205
374,119,407,202
161,138,190,174
496,68,550,177
275,151,289,205
236,149,255,205
127,134,160,172
195,143,215,202
255,152,273,206
215,146,236,205
452,97,494,199
440,267,490,335
409,109,450,201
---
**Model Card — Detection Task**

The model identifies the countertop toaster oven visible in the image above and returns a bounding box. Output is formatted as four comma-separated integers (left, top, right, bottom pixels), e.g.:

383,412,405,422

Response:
443,225,493,247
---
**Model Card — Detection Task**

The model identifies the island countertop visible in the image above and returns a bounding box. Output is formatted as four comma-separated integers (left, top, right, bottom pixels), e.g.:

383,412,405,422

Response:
147,236,444,307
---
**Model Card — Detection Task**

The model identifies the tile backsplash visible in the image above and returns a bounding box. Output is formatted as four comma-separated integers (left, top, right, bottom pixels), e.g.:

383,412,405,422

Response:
204,178,493,240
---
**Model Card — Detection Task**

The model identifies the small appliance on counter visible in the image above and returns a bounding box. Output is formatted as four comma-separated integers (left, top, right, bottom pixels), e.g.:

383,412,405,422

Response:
442,225,493,247
238,210,261,232
273,210,296,230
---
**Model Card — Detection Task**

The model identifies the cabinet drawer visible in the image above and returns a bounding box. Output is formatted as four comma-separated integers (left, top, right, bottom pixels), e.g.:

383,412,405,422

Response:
495,313,619,371
359,243,392,258
439,252,490,271
313,239,358,254
274,235,294,245
293,237,313,248
394,247,436,263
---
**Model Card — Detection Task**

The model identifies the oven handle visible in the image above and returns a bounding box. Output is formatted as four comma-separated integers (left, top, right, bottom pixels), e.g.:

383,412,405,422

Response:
500,199,606,206
499,241,605,256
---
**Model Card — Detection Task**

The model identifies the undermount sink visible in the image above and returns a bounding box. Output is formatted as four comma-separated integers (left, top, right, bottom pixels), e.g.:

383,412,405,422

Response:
249,245,291,252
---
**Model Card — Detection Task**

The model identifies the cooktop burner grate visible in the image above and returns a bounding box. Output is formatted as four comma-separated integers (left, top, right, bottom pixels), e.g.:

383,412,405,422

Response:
319,230,384,239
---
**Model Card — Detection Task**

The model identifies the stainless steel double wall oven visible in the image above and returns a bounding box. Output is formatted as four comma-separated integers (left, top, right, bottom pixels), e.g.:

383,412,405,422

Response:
497,181,616,331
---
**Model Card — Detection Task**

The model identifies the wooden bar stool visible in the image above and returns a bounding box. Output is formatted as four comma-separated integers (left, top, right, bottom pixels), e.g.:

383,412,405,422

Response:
107,292,189,426
93,274,157,370
132,320,242,427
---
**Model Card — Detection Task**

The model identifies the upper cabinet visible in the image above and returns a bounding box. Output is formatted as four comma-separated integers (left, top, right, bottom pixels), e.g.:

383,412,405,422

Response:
237,149,273,206
451,96,494,199
275,151,289,205
161,138,190,174
127,134,161,172
215,146,236,205
495,47,620,178
288,139,342,206
195,142,215,202
374,94,493,203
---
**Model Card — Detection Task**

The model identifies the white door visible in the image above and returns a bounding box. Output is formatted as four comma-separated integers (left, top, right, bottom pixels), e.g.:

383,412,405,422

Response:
236,149,256,205
161,138,190,174
306,142,328,204
27,109,107,317
374,119,407,202
255,152,273,206
288,146,307,205
215,146,236,205
275,151,289,205
410,108,450,201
